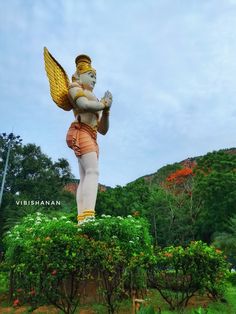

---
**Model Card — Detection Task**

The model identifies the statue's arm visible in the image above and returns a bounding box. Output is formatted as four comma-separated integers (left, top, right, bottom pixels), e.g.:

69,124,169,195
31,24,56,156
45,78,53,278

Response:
98,111,109,135
69,86,105,113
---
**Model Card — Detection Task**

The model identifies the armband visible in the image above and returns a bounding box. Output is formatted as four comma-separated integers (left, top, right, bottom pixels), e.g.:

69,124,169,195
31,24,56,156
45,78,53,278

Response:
68,82,81,89
73,90,87,102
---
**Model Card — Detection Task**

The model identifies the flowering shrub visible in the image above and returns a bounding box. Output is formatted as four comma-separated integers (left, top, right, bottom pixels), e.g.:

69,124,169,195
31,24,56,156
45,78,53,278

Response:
80,215,154,310
148,241,229,310
80,214,152,258
4,213,95,313
4,214,229,312
3,212,153,314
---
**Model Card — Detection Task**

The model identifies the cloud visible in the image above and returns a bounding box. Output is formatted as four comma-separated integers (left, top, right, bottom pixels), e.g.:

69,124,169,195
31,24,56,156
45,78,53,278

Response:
1,0,236,186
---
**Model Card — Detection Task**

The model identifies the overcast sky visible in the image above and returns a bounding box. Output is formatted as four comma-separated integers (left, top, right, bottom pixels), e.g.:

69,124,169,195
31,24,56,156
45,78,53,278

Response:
0,0,236,187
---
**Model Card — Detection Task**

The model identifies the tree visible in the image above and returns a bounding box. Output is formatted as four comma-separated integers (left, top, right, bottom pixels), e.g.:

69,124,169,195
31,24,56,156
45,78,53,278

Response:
193,150,236,242
0,133,75,239
155,162,202,246
213,214,236,267
96,149,236,247
96,178,150,217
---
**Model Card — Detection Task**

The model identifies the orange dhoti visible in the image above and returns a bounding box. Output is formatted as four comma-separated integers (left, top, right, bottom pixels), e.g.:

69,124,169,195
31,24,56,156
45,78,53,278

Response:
66,122,99,157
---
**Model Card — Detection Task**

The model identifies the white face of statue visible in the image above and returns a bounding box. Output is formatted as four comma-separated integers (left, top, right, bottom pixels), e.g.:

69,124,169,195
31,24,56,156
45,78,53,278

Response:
79,71,96,91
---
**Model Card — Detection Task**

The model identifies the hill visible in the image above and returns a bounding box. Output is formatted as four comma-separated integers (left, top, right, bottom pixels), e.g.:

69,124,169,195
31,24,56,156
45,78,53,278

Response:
64,180,110,195
135,147,236,186
94,147,236,246
64,148,236,193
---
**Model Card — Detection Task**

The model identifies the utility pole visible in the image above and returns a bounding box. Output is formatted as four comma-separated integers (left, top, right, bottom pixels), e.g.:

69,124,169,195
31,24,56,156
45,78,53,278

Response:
0,141,11,208
0,133,22,208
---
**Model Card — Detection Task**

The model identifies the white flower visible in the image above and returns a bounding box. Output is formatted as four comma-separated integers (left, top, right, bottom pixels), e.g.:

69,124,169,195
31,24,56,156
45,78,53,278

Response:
129,240,134,244
52,217,58,221
101,214,106,218
60,216,67,220
117,216,123,220
127,215,132,218
66,221,71,224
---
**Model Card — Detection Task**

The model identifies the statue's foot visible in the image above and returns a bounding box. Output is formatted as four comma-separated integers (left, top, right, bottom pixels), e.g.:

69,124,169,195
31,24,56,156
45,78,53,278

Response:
77,214,85,225
83,209,95,222
77,210,96,225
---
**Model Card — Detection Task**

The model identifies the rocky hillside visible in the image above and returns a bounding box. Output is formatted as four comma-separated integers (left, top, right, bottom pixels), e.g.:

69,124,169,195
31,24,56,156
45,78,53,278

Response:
64,180,110,195
65,148,236,193
130,147,236,186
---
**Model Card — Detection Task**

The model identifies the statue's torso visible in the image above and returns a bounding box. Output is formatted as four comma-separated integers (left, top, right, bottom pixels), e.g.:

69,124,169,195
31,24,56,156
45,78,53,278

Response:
69,84,101,130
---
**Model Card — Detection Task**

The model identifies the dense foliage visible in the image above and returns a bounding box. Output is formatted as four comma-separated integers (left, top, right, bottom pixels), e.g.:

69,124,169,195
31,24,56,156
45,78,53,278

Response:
96,149,236,249
148,241,229,310
0,133,75,243
193,150,236,242
213,214,236,268
3,213,230,313
3,213,153,314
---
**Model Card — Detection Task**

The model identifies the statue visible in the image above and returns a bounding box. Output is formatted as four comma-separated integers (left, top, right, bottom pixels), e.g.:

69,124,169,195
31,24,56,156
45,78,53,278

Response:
44,48,112,223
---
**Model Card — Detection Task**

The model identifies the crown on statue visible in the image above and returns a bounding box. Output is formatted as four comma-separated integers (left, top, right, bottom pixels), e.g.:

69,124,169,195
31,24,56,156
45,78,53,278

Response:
75,54,96,75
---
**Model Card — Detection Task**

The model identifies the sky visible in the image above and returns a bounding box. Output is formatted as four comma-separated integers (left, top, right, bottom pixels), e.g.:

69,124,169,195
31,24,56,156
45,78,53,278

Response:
0,0,236,187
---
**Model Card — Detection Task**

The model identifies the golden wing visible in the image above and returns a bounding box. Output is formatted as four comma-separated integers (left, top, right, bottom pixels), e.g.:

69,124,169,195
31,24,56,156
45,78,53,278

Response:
44,47,72,111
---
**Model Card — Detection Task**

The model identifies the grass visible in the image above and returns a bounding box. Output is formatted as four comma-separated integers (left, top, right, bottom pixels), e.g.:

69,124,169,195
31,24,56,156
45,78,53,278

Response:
151,284,236,314
88,285,236,314
118,286,236,314
204,285,236,314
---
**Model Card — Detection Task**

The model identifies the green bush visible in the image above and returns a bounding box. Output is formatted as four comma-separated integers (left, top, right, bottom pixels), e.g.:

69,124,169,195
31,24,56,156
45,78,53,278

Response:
3,212,153,314
228,272,236,286
80,214,152,257
148,241,230,310
0,270,8,294
4,213,230,313
4,213,95,313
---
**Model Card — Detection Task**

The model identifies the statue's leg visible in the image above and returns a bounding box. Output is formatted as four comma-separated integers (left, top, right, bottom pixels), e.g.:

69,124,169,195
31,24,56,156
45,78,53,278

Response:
79,152,99,215
76,158,85,215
